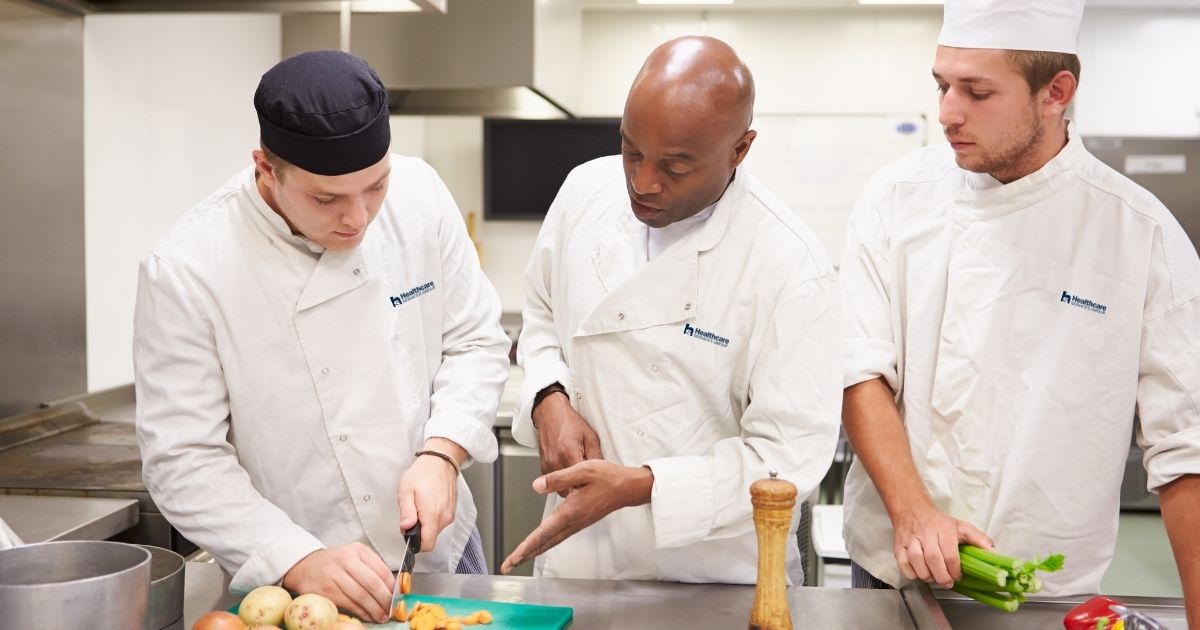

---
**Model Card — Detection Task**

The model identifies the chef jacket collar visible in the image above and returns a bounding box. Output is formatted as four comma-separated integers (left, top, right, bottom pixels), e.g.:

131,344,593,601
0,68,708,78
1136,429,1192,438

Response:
951,120,1084,221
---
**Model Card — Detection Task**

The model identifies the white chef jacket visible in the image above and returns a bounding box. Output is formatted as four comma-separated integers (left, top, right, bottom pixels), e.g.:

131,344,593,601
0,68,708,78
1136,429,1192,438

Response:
514,156,842,584
840,128,1200,595
133,155,510,593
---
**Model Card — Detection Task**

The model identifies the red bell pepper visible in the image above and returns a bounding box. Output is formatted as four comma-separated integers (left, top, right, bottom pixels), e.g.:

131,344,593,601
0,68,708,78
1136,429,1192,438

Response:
1063,596,1124,630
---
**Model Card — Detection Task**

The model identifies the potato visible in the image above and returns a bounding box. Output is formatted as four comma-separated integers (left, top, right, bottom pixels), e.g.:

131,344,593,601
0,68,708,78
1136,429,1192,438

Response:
239,586,293,627
192,611,248,630
283,593,339,630
248,627,284,630
326,623,362,630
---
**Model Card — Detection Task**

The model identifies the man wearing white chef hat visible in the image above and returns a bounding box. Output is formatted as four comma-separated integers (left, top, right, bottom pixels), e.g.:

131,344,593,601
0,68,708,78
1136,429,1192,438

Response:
839,0,1200,625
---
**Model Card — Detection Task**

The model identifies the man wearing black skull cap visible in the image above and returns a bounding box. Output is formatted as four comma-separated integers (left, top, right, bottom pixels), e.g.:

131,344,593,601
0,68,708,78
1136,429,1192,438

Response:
133,50,509,623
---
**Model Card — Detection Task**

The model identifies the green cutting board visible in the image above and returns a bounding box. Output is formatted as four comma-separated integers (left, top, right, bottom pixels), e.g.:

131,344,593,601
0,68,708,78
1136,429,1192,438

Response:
231,594,573,629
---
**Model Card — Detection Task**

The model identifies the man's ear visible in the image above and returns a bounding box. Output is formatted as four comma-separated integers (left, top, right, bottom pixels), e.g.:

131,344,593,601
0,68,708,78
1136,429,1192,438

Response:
251,149,279,187
1040,70,1077,118
732,129,757,168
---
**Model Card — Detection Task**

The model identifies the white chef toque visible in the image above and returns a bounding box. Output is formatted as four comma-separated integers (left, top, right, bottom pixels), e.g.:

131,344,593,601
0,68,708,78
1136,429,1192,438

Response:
937,0,1085,54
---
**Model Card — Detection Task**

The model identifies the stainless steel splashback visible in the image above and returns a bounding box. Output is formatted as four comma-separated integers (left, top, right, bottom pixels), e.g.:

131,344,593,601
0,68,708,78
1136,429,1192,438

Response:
0,1,86,417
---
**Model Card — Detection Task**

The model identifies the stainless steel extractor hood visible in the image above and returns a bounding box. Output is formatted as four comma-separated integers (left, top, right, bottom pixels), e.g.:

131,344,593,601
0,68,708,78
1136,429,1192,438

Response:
284,0,583,118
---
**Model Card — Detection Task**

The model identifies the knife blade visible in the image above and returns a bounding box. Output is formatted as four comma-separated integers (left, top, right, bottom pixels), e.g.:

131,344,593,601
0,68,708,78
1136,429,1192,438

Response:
390,522,421,618
388,561,403,620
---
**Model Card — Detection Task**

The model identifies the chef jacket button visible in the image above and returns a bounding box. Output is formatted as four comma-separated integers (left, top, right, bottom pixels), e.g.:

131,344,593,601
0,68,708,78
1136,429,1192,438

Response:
617,312,625,321
363,494,371,502
339,435,348,442
636,429,645,437
684,302,692,311
393,334,400,342
650,363,659,373
321,367,330,375
574,391,582,401
353,268,361,276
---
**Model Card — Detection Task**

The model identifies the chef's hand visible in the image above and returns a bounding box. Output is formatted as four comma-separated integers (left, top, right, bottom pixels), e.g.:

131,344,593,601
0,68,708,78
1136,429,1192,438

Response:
282,542,394,623
891,504,993,589
533,391,603,494
398,437,465,553
499,460,652,574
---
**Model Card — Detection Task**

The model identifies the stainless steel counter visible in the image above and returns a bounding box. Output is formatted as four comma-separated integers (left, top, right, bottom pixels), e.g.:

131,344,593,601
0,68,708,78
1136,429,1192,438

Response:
0,494,137,543
183,565,925,629
935,591,1188,629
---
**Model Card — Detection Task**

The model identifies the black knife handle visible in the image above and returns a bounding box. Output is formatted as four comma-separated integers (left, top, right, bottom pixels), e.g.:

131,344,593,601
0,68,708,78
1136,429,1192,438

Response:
402,522,421,573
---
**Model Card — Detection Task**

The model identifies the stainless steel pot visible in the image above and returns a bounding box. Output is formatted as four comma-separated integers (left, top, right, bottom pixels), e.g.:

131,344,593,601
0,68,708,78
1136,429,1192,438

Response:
141,545,186,630
0,540,151,629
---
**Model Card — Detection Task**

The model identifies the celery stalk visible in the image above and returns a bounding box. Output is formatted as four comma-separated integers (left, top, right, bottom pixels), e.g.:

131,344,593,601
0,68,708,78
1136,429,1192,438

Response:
957,575,1023,595
952,584,1019,613
960,545,1020,571
961,553,1008,587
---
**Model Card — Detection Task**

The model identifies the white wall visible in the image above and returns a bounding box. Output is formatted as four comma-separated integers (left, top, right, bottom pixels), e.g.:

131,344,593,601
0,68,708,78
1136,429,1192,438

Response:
85,14,281,390
1075,9,1200,136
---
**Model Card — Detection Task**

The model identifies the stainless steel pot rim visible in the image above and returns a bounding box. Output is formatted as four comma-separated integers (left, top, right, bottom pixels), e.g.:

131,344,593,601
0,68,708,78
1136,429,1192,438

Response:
0,540,151,588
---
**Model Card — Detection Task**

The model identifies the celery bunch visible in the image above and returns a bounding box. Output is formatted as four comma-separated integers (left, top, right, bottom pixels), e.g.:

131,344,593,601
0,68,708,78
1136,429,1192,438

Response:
952,545,1065,613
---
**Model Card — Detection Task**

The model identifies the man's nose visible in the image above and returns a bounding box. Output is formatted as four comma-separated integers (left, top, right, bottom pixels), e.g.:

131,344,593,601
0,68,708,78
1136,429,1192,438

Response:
630,164,663,197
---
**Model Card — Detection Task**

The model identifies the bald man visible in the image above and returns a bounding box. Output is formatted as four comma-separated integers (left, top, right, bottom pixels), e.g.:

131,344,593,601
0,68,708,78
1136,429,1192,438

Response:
500,36,841,584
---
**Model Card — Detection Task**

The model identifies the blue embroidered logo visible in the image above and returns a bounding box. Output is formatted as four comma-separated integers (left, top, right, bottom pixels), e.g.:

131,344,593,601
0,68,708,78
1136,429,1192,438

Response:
389,281,436,307
682,323,730,348
1060,290,1107,315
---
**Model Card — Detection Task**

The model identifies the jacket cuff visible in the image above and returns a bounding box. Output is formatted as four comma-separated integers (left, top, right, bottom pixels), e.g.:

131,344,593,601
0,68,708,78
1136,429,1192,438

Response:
1144,424,1200,492
843,338,897,389
644,455,714,548
513,361,572,448
424,413,498,465
229,528,325,595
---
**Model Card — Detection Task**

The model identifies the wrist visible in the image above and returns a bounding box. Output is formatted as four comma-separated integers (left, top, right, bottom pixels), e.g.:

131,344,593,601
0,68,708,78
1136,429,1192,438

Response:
885,491,936,524
531,383,568,429
417,446,463,477
620,465,655,508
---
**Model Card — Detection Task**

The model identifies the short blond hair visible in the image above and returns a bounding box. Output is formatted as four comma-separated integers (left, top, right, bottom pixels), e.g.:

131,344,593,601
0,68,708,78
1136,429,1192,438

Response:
1006,50,1081,94
260,143,291,179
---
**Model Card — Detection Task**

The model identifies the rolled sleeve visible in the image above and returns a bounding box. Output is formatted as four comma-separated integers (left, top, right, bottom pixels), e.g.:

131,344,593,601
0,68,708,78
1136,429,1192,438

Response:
230,528,325,594
840,190,899,391
424,412,500,464
1137,295,1200,492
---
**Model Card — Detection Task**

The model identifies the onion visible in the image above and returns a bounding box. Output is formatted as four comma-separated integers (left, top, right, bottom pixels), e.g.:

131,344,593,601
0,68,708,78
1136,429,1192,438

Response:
192,611,248,630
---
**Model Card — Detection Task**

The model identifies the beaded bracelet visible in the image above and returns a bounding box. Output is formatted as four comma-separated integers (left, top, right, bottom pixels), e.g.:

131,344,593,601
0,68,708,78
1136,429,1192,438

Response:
415,449,461,476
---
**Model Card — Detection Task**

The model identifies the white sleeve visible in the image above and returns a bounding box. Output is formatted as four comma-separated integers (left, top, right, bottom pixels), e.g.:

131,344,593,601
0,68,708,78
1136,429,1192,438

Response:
644,276,843,547
134,255,323,593
422,164,510,464
840,177,899,391
1136,223,1200,492
512,176,576,448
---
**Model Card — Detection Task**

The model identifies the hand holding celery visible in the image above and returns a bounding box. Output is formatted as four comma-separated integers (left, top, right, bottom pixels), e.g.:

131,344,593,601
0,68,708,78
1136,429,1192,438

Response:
951,544,1065,613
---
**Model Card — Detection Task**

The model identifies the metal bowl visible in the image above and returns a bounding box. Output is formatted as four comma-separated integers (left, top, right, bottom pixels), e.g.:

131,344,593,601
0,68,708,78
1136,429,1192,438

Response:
140,545,186,630
0,540,151,628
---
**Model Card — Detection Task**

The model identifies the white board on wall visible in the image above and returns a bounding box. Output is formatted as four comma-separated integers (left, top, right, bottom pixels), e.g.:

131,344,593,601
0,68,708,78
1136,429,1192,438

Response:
741,113,927,264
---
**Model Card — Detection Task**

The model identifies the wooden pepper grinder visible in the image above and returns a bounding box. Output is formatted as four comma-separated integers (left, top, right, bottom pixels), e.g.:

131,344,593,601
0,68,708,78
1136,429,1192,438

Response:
749,469,796,630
